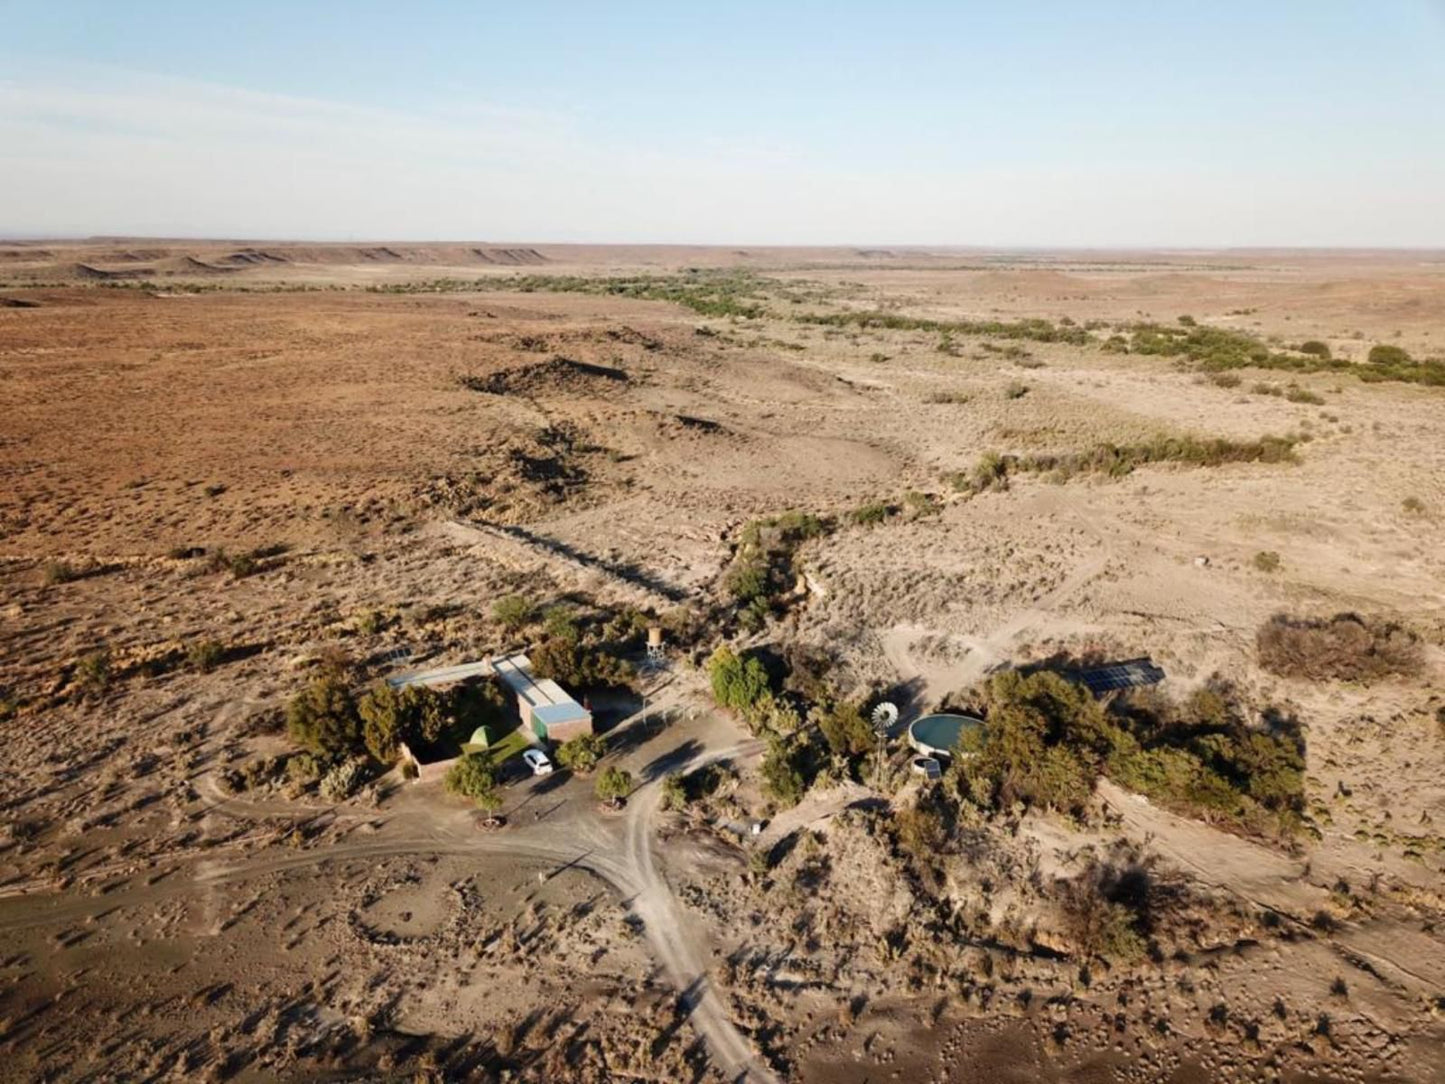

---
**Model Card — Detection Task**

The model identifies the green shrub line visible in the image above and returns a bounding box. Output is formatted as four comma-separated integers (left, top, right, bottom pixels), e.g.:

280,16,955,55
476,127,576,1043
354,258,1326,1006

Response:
495,270,771,318
1120,322,1445,387
950,433,1299,492
791,308,1091,345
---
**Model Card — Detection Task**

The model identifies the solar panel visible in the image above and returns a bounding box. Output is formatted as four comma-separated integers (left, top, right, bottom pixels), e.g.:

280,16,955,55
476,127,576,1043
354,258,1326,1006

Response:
1073,658,1165,696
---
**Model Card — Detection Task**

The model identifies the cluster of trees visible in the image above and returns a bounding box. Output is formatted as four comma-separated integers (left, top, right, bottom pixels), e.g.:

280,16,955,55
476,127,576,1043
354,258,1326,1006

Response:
287,673,508,768
493,597,639,690
708,644,881,808
946,671,1307,839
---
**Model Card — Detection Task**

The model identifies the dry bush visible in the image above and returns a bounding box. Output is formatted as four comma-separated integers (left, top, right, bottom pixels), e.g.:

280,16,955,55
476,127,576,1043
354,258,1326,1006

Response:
1057,849,1181,962
1256,613,1421,682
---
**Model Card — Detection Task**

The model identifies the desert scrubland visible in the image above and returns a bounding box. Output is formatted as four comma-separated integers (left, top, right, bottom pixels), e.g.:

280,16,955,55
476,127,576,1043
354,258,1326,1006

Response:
2,240,1444,1083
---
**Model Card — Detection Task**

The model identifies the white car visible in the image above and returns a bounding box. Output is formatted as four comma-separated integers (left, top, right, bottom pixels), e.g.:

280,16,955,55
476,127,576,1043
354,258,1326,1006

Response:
522,748,554,776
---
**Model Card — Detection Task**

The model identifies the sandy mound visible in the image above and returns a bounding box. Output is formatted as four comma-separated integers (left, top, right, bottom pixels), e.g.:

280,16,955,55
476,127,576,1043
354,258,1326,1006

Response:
472,247,548,265
462,356,629,396
71,262,151,280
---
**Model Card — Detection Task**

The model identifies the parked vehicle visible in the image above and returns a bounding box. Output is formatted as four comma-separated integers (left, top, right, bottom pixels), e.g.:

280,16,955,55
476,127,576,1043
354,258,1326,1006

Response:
522,748,554,776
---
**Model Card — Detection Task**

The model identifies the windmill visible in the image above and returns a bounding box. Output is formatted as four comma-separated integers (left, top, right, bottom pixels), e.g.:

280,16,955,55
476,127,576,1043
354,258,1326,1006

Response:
869,702,898,790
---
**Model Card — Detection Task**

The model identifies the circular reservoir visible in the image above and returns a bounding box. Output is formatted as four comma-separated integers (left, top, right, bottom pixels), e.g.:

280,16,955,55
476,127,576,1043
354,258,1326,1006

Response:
908,713,985,759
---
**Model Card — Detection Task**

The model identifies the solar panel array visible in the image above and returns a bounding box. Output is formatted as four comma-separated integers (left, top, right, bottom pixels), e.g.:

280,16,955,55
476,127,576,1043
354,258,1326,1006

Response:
1074,658,1166,696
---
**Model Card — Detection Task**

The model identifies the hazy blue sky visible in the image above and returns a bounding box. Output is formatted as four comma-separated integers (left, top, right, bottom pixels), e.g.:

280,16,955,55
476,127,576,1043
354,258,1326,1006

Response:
3,1,1443,245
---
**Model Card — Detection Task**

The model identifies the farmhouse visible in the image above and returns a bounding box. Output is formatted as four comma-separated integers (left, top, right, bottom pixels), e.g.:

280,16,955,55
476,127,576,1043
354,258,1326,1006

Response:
383,652,591,780
492,652,594,744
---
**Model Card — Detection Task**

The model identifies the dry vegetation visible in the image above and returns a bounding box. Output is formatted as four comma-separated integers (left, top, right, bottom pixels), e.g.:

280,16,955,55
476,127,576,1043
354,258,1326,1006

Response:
2,240,1444,1083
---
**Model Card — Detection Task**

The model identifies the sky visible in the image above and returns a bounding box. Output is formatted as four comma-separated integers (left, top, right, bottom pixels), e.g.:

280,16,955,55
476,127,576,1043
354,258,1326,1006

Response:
2,1,1443,246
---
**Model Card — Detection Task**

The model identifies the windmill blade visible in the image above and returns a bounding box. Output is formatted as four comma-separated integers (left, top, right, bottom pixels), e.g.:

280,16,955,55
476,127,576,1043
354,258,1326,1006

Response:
871,702,899,731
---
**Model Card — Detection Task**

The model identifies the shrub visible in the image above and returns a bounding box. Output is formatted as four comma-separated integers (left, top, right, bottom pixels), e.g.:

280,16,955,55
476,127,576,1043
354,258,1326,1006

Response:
761,737,807,807
445,753,502,811
903,490,940,518
1285,385,1324,405
75,650,113,701
1252,551,1282,573
286,753,324,787
542,604,580,643
1299,341,1331,359
187,639,224,672
1003,381,1029,399
492,594,536,631
661,771,688,810
1178,315,1197,326
556,732,604,774
319,758,367,802
1256,613,1421,682
1402,496,1425,514
1368,344,1411,367
953,450,1011,500
1057,857,1159,962
849,500,893,527
816,701,876,758
44,561,80,585
219,551,257,579
1209,373,1241,389
961,434,1297,493
725,559,769,603
595,766,633,807
287,675,362,758
894,803,945,866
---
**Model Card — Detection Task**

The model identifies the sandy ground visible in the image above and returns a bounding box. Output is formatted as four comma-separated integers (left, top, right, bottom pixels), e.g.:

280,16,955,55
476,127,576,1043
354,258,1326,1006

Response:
2,242,1444,1082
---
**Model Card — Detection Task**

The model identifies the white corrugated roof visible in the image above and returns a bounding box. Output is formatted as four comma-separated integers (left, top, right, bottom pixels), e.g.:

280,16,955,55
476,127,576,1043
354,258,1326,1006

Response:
493,653,584,711
386,659,496,688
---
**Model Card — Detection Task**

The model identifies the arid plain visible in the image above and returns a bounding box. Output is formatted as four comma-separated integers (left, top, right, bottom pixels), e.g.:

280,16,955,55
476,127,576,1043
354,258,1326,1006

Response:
2,241,1444,1083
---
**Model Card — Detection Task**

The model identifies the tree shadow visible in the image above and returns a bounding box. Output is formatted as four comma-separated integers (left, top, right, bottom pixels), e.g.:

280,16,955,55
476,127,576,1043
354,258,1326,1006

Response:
481,520,688,603
639,738,702,783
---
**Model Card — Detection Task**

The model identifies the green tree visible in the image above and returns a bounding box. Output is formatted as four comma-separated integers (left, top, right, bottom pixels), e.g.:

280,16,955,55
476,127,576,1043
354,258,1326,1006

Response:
595,766,633,807
707,646,770,716
445,753,502,811
357,682,450,763
532,636,634,690
761,737,807,807
816,701,875,758
556,732,604,774
287,675,362,758
955,670,1118,817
